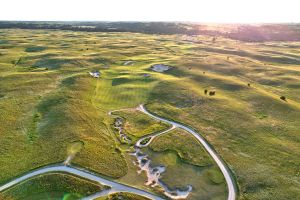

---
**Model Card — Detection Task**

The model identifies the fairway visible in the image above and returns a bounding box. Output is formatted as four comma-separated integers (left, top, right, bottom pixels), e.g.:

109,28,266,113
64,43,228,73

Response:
0,28,300,200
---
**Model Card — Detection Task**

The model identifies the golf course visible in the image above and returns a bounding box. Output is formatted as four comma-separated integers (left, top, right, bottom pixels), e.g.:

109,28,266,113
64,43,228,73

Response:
0,27,299,200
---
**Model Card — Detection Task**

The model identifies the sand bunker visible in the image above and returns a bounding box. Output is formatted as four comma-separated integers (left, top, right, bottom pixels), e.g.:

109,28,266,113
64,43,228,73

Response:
131,124,192,199
130,144,192,199
150,64,172,72
113,117,132,143
64,141,84,165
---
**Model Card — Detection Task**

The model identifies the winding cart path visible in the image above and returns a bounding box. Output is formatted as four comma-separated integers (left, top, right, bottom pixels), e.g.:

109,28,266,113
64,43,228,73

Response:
137,104,237,200
0,104,237,200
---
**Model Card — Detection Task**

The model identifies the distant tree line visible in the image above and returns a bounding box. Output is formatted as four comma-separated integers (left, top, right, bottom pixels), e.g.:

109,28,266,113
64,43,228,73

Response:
1,21,300,42
0,21,200,35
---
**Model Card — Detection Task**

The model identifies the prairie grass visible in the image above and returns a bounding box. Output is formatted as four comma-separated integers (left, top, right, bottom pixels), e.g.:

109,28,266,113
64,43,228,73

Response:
0,29,299,199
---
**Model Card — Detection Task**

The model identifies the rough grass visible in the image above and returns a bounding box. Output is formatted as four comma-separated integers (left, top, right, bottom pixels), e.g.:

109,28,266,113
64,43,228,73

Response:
0,72,127,183
0,173,105,200
146,74,300,199
0,29,299,200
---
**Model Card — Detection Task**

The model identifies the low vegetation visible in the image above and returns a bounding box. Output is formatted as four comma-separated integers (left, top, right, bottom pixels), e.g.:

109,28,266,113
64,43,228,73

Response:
0,28,299,199
96,192,150,200
150,129,212,166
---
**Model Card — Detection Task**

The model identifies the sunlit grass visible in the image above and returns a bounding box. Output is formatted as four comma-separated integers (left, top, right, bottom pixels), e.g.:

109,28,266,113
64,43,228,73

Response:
0,29,299,199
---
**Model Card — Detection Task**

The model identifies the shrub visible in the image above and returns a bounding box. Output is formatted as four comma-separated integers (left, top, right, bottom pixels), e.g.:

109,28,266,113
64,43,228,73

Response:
140,137,151,145
115,147,121,153
209,91,216,96
25,46,46,52
280,96,286,101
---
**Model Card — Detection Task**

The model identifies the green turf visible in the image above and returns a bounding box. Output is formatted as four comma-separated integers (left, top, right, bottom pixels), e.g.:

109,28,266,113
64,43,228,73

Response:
112,109,170,138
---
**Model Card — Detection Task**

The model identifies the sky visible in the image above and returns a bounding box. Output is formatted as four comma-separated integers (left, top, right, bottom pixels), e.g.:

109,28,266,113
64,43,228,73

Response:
1,0,300,23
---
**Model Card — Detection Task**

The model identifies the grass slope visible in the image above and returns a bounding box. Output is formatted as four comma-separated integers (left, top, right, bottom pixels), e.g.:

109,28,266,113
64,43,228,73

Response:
0,173,104,200
0,29,299,199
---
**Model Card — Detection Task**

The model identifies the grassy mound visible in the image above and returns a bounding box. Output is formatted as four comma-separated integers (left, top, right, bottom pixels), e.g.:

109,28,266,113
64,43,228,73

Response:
1,28,300,199
113,110,170,138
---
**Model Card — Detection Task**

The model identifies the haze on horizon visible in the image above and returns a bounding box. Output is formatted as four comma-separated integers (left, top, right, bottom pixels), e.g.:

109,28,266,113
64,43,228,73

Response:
1,0,300,23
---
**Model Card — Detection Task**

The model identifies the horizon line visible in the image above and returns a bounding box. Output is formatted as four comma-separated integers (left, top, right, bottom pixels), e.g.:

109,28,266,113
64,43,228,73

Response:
1,20,300,25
